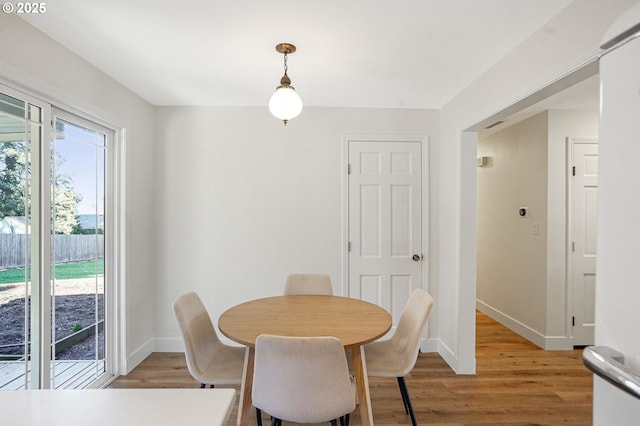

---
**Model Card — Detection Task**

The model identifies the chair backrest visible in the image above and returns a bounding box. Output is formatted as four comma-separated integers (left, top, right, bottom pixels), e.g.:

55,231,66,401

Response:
284,273,333,295
173,292,225,383
252,334,355,424
390,288,435,376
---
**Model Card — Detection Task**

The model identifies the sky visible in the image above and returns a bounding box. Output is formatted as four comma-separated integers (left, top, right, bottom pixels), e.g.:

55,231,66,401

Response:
53,119,105,216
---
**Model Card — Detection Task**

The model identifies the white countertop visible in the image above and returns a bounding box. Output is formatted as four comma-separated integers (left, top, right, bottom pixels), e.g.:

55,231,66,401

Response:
1,388,236,426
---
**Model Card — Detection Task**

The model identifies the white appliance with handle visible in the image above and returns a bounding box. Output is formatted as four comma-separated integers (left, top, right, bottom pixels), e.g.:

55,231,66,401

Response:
592,4,640,425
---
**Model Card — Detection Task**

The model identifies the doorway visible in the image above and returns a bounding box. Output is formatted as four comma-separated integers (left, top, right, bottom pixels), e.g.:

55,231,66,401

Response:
475,76,600,349
0,84,117,389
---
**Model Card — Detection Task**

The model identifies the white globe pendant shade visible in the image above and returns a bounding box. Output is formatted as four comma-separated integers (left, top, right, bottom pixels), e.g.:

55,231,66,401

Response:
269,86,303,125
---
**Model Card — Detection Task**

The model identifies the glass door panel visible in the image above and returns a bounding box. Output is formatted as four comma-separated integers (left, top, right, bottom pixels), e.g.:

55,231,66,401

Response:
51,117,106,389
0,91,41,390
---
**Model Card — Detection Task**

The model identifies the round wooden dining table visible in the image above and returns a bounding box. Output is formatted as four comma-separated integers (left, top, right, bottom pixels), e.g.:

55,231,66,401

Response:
218,295,392,426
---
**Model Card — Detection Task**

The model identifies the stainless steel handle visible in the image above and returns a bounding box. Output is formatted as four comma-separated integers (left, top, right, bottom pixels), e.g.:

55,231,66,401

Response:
582,346,640,400
412,254,421,262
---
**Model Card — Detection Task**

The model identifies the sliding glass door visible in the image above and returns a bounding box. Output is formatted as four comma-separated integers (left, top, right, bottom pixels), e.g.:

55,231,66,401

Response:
50,114,108,388
0,84,114,390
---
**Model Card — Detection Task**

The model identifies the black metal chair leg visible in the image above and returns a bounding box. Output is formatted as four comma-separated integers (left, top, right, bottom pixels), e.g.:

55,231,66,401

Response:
330,420,338,426
270,417,279,426
397,376,417,426
339,413,350,426
256,408,262,426
396,377,409,413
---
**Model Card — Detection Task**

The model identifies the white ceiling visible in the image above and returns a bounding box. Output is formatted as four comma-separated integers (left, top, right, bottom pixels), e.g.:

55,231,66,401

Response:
21,0,575,108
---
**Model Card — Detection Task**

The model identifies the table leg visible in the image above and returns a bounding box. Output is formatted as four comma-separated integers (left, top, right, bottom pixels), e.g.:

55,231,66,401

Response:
352,345,374,426
237,346,255,426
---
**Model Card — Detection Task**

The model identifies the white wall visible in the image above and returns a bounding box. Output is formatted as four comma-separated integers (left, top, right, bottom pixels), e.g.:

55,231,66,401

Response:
152,106,439,350
439,0,638,373
477,112,549,335
0,13,156,373
477,109,599,349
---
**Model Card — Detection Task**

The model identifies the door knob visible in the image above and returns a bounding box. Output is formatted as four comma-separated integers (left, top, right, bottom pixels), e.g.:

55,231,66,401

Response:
412,254,422,262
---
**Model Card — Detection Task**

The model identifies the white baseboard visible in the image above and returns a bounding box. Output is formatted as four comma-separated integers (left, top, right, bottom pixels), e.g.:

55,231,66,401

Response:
437,339,459,372
476,300,573,350
124,338,154,374
420,337,439,353
437,339,477,374
154,336,442,357
153,337,184,353
153,335,244,353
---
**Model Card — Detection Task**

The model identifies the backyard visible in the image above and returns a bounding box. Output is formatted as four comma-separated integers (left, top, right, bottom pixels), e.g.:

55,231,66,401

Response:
0,259,104,360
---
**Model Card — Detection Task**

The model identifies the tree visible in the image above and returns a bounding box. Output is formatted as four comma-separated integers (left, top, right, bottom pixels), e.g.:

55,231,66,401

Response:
0,141,28,218
53,172,82,234
0,140,82,234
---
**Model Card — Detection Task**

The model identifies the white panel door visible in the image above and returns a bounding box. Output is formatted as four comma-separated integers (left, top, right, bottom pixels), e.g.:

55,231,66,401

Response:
570,139,598,346
348,140,423,329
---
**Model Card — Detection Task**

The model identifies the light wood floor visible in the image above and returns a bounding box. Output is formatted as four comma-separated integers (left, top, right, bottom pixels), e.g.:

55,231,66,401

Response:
110,311,593,425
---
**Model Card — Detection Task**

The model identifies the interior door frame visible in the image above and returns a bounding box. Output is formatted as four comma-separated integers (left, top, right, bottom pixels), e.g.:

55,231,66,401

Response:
566,137,598,346
341,134,431,347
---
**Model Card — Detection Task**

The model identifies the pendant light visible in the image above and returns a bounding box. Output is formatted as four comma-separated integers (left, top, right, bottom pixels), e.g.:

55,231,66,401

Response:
269,43,303,126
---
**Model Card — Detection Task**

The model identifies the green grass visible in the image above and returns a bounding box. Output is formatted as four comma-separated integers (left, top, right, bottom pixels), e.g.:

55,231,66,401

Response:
0,259,104,285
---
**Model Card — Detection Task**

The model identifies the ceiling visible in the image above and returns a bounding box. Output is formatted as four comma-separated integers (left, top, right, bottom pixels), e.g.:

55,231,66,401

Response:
20,0,577,108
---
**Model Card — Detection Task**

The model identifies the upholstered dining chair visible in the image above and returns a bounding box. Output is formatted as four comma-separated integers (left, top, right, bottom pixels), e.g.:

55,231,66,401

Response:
284,273,334,296
252,334,355,426
363,288,434,426
173,292,245,388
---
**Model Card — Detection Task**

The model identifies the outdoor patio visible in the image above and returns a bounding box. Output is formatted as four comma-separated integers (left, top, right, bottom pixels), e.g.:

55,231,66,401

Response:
0,359,104,390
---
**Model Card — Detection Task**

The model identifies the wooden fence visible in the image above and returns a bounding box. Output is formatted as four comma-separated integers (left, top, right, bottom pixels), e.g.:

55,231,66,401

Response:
0,234,104,270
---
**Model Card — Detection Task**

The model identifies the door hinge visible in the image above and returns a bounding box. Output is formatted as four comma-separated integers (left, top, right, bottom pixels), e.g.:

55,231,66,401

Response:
347,164,351,175
572,166,576,176
572,316,575,327
572,241,575,252
348,241,351,252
